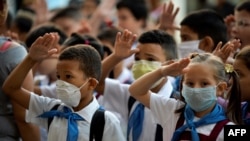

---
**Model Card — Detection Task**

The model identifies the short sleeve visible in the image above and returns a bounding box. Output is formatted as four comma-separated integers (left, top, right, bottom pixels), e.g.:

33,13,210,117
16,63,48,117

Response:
25,92,61,129
102,111,126,141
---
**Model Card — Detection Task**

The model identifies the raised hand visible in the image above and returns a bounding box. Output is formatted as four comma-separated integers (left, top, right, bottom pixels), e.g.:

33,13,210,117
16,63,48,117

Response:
158,1,180,34
28,33,59,62
113,29,139,59
160,58,190,77
213,39,241,63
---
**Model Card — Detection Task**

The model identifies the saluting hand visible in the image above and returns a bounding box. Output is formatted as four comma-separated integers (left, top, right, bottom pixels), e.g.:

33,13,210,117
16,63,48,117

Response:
28,33,60,62
113,29,139,60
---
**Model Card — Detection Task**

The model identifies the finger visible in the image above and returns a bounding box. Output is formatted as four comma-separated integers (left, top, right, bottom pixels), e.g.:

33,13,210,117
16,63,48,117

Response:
167,1,174,14
42,33,52,46
116,32,121,42
130,48,140,55
162,60,175,66
214,41,223,53
32,36,43,47
130,34,137,44
172,7,180,19
162,3,167,14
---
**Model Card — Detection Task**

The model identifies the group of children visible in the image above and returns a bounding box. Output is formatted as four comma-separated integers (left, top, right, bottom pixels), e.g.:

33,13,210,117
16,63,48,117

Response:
1,0,250,141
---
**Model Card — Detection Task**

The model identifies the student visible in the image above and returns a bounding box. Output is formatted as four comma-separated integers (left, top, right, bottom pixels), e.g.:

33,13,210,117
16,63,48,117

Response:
97,26,134,84
62,33,104,60
95,29,178,141
3,33,125,141
129,53,239,141
50,6,91,36
10,7,36,43
231,1,250,49
116,0,149,68
233,46,250,125
179,9,228,54
25,23,68,97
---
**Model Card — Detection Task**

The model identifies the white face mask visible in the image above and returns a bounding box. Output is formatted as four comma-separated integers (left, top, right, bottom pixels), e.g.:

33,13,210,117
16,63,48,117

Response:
56,79,89,107
178,40,204,58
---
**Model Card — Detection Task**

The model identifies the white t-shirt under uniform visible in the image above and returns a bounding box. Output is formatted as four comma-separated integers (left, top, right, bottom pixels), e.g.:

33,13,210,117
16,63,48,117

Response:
26,92,125,141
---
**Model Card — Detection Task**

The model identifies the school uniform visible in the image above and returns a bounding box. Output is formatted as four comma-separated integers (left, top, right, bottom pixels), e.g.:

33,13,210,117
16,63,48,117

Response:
26,92,125,141
150,93,235,141
101,77,173,141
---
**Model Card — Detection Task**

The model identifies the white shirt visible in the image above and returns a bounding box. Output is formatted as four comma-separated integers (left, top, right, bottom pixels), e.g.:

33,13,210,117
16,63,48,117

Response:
26,92,125,141
150,93,235,141
100,77,173,141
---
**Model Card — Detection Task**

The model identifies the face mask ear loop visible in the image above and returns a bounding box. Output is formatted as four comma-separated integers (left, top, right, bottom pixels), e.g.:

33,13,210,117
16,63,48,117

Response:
79,78,90,90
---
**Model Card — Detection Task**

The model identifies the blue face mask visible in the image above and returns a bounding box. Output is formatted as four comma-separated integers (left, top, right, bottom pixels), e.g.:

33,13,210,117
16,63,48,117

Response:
181,84,218,112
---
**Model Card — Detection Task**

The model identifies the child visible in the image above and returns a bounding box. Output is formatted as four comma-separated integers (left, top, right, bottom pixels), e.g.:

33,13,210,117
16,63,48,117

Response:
95,29,178,141
3,33,125,141
233,46,250,125
50,6,91,36
231,1,250,49
129,53,238,141
97,26,134,84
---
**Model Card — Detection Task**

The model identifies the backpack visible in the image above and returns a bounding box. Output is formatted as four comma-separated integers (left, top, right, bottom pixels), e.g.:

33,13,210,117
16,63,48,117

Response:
128,96,163,141
48,104,105,141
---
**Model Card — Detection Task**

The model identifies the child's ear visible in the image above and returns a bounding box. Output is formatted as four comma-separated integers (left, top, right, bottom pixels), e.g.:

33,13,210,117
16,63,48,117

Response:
216,82,227,97
199,36,214,53
88,78,99,90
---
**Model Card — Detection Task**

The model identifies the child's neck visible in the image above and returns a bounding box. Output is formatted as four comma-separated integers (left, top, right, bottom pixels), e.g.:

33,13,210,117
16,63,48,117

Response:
73,94,93,112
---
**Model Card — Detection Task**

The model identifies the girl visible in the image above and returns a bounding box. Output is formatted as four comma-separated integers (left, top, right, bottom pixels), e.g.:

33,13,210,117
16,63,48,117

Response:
129,53,241,141
234,46,250,125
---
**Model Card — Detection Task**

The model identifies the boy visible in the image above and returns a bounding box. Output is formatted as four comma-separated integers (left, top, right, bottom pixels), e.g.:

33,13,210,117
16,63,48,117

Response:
3,33,125,141
231,1,250,48
179,9,228,53
95,29,178,141
50,6,90,36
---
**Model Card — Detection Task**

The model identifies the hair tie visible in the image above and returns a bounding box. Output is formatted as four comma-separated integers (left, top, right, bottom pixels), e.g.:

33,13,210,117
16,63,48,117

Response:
225,63,234,73
84,40,89,45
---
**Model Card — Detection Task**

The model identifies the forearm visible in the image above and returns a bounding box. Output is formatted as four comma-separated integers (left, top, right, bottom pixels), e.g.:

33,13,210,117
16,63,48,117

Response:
96,54,123,94
3,55,36,96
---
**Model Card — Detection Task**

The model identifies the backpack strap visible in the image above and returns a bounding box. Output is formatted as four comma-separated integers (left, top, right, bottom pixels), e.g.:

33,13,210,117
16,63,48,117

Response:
47,104,60,130
155,124,163,141
208,119,230,140
128,96,136,116
89,107,105,141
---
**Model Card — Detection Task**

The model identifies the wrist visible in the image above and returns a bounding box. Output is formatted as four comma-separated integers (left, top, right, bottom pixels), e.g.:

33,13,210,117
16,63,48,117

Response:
26,54,39,64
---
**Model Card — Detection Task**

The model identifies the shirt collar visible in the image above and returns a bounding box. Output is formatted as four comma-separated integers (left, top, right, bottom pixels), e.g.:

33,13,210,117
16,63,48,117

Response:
76,96,100,123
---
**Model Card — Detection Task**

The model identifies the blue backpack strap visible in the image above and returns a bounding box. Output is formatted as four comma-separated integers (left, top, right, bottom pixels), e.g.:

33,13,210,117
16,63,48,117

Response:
47,104,60,130
89,107,105,141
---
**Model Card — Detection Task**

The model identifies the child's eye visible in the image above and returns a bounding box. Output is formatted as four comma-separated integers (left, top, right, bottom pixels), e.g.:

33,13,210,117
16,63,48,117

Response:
65,75,72,79
201,82,209,87
147,58,155,61
185,82,194,87
135,57,140,61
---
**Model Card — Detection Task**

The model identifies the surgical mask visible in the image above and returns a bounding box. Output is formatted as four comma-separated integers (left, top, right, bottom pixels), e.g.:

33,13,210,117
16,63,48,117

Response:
178,40,204,58
181,84,218,112
131,60,164,89
56,80,89,107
